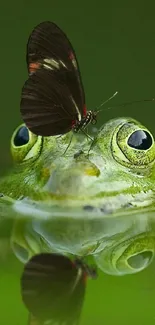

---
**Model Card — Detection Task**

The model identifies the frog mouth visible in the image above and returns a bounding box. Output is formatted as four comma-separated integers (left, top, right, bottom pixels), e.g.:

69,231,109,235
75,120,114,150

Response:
13,195,155,220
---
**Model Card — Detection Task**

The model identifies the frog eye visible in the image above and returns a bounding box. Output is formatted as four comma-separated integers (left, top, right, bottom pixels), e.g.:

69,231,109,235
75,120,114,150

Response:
127,130,152,150
112,120,155,167
13,126,29,147
94,233,154,275
11,124,42,163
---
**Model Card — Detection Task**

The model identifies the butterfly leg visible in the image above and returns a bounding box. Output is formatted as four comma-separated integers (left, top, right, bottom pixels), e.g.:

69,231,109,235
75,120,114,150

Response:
62,133,74,155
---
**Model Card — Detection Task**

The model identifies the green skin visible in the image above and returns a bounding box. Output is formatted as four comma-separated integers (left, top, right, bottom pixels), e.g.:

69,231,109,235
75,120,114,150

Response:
1,117,155,276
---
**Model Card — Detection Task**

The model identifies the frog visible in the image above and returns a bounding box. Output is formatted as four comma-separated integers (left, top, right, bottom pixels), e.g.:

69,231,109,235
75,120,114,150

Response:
1,116,155,276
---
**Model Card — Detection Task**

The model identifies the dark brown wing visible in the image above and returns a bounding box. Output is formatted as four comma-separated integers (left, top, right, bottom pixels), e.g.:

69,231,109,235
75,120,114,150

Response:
21,253,86,325
20,67,82,136
25,21,85,125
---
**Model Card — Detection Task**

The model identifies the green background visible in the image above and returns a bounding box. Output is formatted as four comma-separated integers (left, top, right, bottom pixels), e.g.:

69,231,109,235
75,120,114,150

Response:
1,1,155,324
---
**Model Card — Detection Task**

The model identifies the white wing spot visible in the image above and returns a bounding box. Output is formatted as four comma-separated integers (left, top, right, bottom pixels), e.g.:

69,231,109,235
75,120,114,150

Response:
72,57,77,69
44,58,60,69
59,60,68,69
43,63,54,70
70,96,81,121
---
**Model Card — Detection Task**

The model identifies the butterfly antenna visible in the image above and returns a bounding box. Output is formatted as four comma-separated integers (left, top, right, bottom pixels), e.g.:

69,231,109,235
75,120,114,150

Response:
95,91,118,113
100,97,155,112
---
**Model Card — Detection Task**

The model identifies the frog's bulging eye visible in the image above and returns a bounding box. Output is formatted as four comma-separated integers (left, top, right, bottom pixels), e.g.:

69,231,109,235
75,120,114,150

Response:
127,130,152,150
13,126,29,147
11,124,42,163
112,120,155,167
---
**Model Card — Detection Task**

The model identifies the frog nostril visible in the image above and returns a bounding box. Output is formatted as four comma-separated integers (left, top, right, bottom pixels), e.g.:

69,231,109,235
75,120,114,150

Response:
83,205,95,211
127,251,153,269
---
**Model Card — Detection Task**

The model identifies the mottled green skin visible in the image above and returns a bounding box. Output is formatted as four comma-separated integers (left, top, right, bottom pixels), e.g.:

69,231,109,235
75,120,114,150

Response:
1,117,155,275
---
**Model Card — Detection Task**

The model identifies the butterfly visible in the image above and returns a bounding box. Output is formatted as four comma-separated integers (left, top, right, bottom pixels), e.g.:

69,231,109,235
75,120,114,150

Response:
21,253,97,325
20,21,114,137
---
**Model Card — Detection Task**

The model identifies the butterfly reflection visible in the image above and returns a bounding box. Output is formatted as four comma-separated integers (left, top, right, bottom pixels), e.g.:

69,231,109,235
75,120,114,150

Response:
20,253,97,325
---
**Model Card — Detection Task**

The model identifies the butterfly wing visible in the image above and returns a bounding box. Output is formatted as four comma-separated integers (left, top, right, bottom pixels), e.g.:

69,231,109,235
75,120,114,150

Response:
21,253,86,325
21,21,86,136
20,68,82,136
26,21,85,104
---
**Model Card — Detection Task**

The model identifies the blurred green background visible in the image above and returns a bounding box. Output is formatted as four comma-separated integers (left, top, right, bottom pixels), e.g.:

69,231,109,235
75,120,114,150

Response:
1,1,155,324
